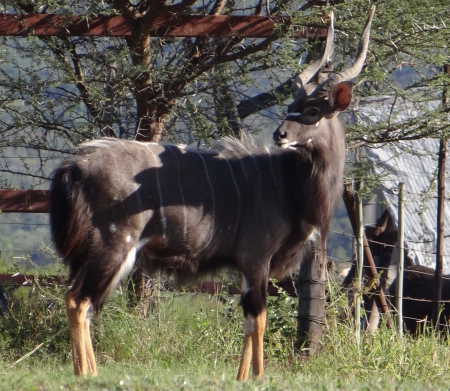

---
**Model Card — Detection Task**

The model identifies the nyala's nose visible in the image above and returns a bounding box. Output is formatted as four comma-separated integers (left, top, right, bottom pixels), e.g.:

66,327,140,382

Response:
273,129,287,141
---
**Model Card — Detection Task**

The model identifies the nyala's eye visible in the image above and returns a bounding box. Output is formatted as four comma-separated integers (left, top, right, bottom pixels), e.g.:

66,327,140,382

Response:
304,107,319,116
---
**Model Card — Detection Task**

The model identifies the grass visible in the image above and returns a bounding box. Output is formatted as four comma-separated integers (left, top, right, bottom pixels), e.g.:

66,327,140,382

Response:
2,276,450,390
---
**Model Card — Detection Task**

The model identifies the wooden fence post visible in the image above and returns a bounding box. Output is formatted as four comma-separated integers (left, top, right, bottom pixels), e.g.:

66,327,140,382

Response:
433,139,446,328
355,181,364,342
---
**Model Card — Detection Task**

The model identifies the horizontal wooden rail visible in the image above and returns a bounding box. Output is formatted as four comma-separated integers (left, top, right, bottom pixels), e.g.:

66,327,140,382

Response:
0,274,297,296
0,14,326,39
0,190,49,213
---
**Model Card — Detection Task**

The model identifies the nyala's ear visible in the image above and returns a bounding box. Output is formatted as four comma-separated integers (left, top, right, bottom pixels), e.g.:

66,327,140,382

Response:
329,81,353,112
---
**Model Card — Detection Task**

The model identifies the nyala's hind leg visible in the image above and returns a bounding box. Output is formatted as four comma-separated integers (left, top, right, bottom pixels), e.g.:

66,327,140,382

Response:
83,311,98,375
236,321,252,381
236,275,267,381
66,291,98,376
236,311,266,381
250,309,266,380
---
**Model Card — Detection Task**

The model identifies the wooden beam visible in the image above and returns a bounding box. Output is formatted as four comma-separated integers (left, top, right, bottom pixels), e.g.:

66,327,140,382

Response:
0,14,325,38
0,190,49,213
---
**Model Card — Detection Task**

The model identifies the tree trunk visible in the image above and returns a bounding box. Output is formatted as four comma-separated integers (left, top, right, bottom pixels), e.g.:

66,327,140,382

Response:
295,242,327,355
135,101,172,142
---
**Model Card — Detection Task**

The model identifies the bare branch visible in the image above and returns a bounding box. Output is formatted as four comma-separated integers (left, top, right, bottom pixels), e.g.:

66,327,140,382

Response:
209,0,227,16
165,0,198,14
299,0,345,11
255,0,263,16
237,80,292,119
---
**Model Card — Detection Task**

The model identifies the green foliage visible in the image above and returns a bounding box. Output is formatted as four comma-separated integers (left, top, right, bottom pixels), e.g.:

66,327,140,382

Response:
337,0,450,146
0,279,70,364
0,213,56,267
265,281,297,359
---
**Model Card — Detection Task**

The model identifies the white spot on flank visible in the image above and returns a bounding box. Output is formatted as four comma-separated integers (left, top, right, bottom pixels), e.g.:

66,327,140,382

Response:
307,138,312,143
316,121,320,127
110,224,117,233
125,235,132,243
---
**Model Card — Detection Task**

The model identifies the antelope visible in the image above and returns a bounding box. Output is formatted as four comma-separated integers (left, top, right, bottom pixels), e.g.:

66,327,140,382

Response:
387,265,450,334
49,7,375,381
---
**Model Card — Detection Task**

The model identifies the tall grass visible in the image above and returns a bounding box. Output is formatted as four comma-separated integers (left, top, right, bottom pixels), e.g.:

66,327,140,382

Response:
1,275,450,389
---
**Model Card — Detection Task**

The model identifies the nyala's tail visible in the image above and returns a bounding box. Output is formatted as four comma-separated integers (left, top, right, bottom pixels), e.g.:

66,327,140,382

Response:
49,162,93,284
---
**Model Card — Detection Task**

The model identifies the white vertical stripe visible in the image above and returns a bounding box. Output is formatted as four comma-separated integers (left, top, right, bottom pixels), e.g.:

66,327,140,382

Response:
225,159,241,241
198,153,215,250
250,155,262,196
266,149,283,205
239,159,252,198
167,145,188,243
147,147,167,238
105,245,136,299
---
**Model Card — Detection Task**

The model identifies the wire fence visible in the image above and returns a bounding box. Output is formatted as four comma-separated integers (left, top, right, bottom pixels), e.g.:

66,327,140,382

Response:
1,214,450,334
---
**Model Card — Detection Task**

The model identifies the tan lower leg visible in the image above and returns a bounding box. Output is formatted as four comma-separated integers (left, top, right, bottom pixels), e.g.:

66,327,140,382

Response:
251,310,266,380
236,330,252,381
84,317,98,376
66,293,96,376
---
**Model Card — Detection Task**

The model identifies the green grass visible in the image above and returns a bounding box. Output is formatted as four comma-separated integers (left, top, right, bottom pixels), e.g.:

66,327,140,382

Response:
2,278,450,390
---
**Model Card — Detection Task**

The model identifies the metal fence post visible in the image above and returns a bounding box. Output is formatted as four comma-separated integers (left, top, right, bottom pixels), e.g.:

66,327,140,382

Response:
396,182,405,334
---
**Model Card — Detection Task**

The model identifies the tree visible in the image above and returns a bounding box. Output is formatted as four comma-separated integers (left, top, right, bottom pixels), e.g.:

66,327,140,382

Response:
0,1,292,152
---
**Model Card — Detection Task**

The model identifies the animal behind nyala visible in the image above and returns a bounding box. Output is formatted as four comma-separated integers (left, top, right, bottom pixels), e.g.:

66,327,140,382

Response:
49,7,375,381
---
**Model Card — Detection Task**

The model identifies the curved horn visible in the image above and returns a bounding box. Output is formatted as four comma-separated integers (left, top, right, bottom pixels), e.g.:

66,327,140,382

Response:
333,5,376,83
291,11,335,96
